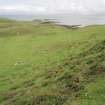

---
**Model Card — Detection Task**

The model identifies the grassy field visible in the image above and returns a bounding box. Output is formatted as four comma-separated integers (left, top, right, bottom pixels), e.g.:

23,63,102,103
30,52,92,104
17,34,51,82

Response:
0,19,105,105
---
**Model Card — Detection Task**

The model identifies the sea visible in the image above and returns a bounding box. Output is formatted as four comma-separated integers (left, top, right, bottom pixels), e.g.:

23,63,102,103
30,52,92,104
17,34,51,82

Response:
0,14,105,26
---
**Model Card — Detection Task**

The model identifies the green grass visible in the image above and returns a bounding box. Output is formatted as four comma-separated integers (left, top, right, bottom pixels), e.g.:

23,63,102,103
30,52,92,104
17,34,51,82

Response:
0,19,105,105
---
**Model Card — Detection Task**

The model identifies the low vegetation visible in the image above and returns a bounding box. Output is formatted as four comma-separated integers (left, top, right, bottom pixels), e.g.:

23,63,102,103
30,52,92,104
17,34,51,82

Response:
0,18,105,105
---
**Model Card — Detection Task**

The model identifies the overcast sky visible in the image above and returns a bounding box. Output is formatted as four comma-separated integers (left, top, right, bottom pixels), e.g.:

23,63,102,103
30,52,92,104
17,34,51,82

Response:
0,0,105,15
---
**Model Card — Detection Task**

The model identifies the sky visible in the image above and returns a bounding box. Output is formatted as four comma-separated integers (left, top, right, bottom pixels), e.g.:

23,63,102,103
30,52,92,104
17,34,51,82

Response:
0,0,105,15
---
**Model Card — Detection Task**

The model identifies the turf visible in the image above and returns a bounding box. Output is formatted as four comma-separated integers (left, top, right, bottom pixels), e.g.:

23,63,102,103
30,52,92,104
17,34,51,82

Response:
0,19,105,105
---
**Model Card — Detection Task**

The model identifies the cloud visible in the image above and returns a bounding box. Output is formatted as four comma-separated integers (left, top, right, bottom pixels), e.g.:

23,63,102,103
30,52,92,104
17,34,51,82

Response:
0,0,105,15
0,5,46,14
0,5,29,12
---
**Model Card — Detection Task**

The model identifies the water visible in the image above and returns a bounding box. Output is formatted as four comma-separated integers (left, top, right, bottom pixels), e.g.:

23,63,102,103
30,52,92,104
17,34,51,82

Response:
1,14,105,26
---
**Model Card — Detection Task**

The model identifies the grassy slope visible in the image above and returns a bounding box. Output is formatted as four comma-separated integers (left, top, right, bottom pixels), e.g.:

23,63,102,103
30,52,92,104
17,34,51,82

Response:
0,19,105,105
